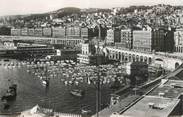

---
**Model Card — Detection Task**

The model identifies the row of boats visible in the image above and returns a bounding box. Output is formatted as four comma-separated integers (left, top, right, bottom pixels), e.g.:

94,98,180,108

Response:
24,60,126,97
0,59,125,115
25,60,86,97
1,59,125,98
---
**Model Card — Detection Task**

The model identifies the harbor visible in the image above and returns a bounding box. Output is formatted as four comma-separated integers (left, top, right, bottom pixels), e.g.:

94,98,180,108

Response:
1,1,183,117
0,59,127,115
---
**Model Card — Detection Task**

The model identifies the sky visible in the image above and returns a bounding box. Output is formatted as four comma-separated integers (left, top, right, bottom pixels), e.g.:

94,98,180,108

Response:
0,0,183,16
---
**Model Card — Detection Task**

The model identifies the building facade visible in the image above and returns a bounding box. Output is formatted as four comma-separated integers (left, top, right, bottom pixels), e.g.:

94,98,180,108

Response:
81,27,89,38
52,27,66,38
81,43,91,55
115,29,133,49
151,28,165,52
164,29,175,52
174,28,183,53
77,43,106,64
106,29,121,45
133,30,152,52
77,43,93,64
11,29,21,36
66,26,81,37
51,38,83,49
133,28,174,52
106,29,115,44
21,28,28,36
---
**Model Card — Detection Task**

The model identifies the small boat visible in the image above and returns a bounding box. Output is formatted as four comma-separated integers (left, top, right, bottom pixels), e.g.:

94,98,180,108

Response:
1,84,17,101
75,81,79,86
64,81,68,86
42,80,49,87
81,106,92,115
70,89,85,97
68,81,73,85
3,103,10,110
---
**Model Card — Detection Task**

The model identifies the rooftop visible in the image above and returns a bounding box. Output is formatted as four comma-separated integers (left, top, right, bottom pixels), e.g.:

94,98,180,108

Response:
92,95,140,117
149,79,183,98
115,65,183,117
121,96,180,117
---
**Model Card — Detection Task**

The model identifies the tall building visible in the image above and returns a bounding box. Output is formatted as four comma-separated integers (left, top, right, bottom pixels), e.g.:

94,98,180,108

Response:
52,27,66,38
133,30,152,52
80,27,93,38
115,29,133,49
163,28,175,52
34,28,43,37
106,29,121,45
11,29,21,36
81,43,93,55
133,27,174,52
77,43,106,65
66,26,81,37
100,25,107,40
106,29,114,44
21,28,28,36
151,28,166,52
28,28,35,36
77,43,95,64
43,28,52,37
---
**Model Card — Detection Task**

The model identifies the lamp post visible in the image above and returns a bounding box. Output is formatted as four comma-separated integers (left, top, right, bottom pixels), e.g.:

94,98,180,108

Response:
96,23,101,117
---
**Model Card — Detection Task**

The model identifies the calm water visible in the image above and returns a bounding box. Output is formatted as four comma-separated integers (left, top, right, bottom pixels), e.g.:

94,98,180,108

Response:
0,60,113,115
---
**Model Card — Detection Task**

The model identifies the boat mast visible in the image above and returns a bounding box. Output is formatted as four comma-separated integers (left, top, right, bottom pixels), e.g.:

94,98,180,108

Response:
45,64,49,87
46,64,48,81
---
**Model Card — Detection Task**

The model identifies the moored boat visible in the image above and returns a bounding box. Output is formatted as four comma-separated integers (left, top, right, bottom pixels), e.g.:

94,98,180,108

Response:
70,89,85,97
81,105,92,115
1,84,17,101
42,79,49,87
2,100,10,110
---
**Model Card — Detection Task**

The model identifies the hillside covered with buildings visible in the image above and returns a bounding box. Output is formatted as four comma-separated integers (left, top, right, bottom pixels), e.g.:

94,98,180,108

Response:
1,4,183,54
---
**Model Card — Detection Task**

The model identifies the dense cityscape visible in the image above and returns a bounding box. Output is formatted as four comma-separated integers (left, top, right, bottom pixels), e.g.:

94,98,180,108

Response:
0,3,183,117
